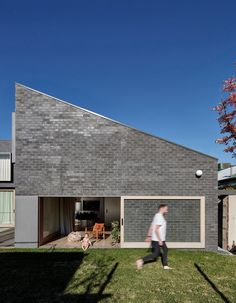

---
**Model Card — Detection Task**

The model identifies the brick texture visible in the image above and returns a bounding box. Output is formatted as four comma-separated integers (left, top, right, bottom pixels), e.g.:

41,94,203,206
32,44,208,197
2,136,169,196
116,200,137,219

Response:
15,84,218,250
124,199,200,242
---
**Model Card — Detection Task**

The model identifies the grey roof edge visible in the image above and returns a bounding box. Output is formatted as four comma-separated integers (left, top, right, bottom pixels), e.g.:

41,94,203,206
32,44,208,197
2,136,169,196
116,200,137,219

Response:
0,183,15,189
15,82,218,161
0,140,12,153
218,189,236,196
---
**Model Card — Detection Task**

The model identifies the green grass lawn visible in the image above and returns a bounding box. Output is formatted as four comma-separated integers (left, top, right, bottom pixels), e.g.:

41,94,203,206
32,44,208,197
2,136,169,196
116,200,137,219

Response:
0,248,235,303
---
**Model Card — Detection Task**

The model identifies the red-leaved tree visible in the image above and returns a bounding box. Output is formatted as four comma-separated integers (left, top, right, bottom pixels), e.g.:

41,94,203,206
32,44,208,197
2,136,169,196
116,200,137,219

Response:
214,65,236,157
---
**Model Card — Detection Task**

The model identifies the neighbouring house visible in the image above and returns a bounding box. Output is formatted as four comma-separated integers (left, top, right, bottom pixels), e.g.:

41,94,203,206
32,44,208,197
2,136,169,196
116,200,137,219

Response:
0,140,15,246
218,162,231,171
0,140,15,225
9,83,218,249
218,165,236,250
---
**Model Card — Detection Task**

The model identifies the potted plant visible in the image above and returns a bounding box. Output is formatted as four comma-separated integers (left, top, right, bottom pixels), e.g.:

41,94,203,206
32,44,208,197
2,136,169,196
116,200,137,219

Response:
111,221,120,246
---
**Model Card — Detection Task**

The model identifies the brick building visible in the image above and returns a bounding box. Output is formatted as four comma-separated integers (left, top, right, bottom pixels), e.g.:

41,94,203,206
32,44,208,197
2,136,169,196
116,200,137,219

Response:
13,84,218,250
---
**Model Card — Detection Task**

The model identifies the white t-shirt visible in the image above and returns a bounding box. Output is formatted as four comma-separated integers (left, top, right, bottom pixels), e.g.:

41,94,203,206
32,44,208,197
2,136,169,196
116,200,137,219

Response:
151,213,167,241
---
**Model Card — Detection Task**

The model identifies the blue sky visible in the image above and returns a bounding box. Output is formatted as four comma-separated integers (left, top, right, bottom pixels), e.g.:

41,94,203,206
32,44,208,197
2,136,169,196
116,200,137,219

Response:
1,0,236,163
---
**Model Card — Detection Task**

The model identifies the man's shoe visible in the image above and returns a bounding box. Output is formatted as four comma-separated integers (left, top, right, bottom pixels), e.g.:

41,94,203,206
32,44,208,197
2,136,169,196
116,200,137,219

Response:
163,266,173,270
136,259,143,270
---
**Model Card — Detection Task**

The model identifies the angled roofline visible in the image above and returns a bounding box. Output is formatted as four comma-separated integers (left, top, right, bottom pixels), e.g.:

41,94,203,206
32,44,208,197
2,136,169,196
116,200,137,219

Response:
15,82,218,160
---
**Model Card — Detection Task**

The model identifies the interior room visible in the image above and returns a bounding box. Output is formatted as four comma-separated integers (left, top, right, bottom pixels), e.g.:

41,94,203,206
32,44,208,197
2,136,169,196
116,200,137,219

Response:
39,196,120,248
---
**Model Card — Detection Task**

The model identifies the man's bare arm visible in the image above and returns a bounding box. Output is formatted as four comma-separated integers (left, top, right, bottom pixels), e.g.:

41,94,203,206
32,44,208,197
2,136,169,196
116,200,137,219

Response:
145,224,153,242
155,225,163,245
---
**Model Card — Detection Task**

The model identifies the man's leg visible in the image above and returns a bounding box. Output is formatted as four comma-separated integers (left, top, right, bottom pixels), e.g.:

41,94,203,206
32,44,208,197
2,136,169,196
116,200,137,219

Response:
142,241,160,263
136,241,161,269
161,242,168,266
161,242,172,269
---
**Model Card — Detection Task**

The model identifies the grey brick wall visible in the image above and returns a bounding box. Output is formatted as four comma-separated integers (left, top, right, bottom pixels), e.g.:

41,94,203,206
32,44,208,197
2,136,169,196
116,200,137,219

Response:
124,199,200,242
15,84,218,250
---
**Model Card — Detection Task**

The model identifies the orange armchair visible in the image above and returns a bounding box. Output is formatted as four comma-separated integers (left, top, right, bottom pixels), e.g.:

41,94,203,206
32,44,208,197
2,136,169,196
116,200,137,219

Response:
91,223,105,241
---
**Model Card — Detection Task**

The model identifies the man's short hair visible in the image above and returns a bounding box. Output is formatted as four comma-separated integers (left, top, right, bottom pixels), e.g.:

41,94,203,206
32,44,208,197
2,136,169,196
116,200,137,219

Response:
158,204,168,210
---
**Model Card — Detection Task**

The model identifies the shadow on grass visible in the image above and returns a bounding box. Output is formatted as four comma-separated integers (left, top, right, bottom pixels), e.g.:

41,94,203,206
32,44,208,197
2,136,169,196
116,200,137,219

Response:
64,262,118,303
0,250,118,303
194,263,231,303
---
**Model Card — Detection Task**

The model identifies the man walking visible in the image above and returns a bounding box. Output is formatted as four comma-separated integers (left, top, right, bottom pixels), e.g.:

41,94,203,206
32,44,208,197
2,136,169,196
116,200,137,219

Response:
136,204,172,270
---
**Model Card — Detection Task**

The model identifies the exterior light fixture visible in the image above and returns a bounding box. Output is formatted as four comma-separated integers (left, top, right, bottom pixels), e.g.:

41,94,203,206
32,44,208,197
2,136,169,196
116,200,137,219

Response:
195,170,203,178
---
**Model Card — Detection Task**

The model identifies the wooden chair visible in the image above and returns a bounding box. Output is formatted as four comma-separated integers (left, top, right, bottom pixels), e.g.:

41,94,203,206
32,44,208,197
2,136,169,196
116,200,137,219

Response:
89,223,105,242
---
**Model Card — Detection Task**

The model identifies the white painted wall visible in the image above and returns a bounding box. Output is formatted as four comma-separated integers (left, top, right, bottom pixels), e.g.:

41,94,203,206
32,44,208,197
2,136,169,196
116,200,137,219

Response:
15,196,38,248
104,197,120,226
229,195,236,248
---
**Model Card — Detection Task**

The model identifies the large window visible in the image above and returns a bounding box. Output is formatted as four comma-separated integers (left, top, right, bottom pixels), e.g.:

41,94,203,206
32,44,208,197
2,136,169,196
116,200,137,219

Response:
0,191,14,226
121,196,205,248
0,153,11,182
